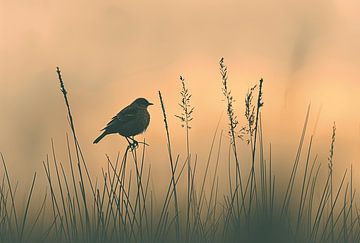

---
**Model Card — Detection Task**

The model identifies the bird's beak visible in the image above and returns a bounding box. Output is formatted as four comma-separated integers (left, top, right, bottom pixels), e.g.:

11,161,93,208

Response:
148,102,154,106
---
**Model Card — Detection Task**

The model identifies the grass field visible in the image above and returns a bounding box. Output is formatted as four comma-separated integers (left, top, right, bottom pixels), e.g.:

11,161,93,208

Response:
0,59,357,243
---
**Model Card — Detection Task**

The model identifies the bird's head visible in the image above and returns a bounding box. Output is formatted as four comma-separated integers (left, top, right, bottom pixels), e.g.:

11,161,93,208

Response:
132,98,154,108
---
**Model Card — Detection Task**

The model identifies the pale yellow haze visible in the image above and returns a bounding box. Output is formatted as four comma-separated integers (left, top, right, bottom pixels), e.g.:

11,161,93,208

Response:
0,0,360,182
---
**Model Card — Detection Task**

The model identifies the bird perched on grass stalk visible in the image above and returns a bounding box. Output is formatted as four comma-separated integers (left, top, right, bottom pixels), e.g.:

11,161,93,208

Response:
93,98,153,148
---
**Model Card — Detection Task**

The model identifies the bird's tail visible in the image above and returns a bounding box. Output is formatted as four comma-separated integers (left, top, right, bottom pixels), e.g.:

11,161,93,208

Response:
93,132,107,144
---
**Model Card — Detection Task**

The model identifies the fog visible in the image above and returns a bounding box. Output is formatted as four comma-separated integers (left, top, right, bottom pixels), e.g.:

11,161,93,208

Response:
1,0,360,187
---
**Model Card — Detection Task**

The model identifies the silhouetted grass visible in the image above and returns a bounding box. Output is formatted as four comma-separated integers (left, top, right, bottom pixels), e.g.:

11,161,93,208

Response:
0,63,358,243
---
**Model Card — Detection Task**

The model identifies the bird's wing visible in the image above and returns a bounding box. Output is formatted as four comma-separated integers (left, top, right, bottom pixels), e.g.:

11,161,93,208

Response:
102,105,137,130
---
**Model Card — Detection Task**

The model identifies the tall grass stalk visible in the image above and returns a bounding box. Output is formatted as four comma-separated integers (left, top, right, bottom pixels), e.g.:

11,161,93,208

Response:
247,78,264,219
158,91,180,241
328,122,337,242
175,75,194,241
219,57,247,222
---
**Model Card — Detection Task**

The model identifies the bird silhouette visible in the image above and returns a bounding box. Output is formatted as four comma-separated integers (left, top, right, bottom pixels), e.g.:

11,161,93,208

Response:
94,98,153,147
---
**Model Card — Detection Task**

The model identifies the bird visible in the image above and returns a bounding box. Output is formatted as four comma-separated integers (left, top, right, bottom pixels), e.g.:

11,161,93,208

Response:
93,98,153,147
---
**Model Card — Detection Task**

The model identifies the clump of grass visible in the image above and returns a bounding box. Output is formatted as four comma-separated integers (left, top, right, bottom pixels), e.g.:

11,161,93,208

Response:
0,63,359,243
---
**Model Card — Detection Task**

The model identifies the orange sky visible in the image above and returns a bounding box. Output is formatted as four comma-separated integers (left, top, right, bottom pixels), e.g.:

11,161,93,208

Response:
1,0,360,186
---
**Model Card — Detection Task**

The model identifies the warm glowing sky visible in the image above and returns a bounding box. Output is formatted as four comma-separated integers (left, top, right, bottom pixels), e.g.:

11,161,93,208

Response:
1,0,360,183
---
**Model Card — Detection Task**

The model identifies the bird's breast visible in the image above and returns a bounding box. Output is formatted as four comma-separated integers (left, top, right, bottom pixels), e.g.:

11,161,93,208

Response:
143,109,150,129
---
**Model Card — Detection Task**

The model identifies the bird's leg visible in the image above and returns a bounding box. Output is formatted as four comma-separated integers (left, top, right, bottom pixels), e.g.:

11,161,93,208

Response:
125,137,134,150
126,136,138,150
126,137,149,150
129,136,139,148
129,136,150,147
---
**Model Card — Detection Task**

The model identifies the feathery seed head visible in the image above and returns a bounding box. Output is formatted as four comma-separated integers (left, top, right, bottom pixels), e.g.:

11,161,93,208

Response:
175,76,194,129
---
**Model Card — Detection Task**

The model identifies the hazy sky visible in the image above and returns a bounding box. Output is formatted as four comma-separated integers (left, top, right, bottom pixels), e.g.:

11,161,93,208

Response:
1,0,360,184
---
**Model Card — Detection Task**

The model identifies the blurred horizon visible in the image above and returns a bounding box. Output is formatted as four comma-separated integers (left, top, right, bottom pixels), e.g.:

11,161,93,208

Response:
1,0,360,185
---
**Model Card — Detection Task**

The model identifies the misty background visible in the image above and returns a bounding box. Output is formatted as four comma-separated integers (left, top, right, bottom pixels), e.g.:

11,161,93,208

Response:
1,0,360,188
